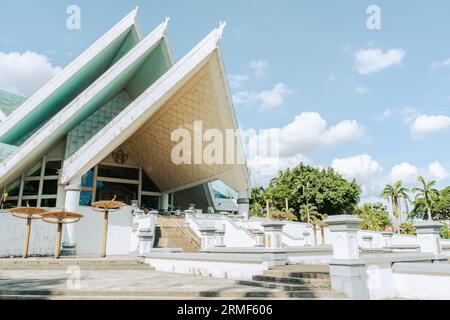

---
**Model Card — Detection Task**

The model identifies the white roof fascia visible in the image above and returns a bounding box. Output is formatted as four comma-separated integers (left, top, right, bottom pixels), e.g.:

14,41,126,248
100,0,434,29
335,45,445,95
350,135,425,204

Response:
0,20,169,188
0,9,140,140
61,26,225,185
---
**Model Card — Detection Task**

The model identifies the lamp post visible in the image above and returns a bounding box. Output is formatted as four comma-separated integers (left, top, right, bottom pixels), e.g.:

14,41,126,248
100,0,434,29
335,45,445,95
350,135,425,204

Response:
92,196,125,257
9,207,48,258
40,211,83,259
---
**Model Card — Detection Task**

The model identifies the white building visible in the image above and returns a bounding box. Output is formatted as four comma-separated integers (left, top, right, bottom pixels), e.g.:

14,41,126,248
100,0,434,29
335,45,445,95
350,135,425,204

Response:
0,9,250,257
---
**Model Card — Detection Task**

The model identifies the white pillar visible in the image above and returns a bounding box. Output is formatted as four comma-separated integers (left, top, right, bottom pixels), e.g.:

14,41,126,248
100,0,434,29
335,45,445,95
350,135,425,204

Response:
414,221,442,255
303,231,311,246
382,232,394,249
325,215,362,260
237,189,250,220
262,222,285,249
161,193,169,211
362,235,373,250
137,228,154,257
199,228,217,250
254,230,265,247
215,230,226,247
62,176,82,255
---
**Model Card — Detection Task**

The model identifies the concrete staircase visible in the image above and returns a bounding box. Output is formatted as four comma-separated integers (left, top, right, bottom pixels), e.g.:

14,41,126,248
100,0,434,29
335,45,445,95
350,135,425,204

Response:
154,216,201,252
236,264,347,299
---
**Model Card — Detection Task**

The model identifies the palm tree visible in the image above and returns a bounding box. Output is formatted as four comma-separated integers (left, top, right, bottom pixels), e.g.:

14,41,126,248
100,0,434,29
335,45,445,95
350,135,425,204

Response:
299,203,319,224
412,176,440,221
381,181,410,233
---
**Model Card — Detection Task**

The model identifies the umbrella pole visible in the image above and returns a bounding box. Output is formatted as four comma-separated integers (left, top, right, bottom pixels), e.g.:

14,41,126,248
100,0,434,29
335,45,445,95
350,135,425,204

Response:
55,222,63,259
102,210,109,258
23,217,32,258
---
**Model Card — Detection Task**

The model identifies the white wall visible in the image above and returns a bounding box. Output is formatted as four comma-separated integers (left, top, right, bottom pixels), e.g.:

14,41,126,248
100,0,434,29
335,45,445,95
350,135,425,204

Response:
69,205,134,256
0,211,56,257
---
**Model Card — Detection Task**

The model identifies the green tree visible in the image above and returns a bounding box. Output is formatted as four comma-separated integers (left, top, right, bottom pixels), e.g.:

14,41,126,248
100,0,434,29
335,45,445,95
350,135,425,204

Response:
265,163,361,217
411,176,440,221
355,203,391,232
411,186,450,221
381,181,410,233
299,203,319,224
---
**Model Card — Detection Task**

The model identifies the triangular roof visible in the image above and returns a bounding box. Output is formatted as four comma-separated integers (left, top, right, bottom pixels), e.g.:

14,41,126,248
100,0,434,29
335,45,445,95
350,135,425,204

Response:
61,23,249,193
0,9,142,146
0,19,173,188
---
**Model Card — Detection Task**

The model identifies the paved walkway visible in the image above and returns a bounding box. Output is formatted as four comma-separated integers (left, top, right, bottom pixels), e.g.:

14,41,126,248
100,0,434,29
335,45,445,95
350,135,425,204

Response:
0,269,285,300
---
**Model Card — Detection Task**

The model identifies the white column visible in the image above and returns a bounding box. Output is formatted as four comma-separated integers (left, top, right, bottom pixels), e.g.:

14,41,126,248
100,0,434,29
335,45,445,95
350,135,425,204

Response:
382,232,394,249
414,221,442,255
137,228,154,257
237,189,250,220
303,231,311,246
325,215,362,260
62,176,82,254
199,228,217,250
262,222,285,249
254,230,265,247
362,235,373,250
161,193,169,211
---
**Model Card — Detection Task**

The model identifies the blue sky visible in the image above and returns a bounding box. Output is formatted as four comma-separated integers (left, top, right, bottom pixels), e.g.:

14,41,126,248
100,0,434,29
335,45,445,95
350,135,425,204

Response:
0,0,449,202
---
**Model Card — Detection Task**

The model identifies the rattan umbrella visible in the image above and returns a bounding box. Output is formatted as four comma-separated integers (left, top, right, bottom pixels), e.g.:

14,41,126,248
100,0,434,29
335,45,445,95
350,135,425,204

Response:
92,196,125,257
40,211,83,259
9,206,49,258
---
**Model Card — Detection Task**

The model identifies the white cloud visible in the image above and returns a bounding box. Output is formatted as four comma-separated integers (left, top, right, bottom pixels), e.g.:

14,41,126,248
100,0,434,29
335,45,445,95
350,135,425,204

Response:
427,161,449,181
228,73,249,88
0,51,61,96
332,154,383,198
431,58,450,70
332,154,382,182
411,114,450,135
390,162,418,184
246,113,365,187
233,82,292,110
354,85,369,95
249,59,270,78
377,107,419,123
354,48,406,75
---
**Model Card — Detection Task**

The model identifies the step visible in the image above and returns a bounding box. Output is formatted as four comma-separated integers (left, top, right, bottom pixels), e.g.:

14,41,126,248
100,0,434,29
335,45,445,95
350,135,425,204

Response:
263,270,330,279
252,275,331,289
236,280,329,292
0,289,345,300
0,259,155,270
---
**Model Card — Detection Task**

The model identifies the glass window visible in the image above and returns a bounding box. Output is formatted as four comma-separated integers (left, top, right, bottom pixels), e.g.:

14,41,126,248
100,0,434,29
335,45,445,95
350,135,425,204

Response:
2,200,17,209
41,198,56,208
81,169,94,187
141,195,160,211
6,180,21,197
22,199,37,207
42,180,58,195
22,181,40,196
26,164,42,177
97,165,139,180
211,181,238,199
142,171,160,192
96,181,138,205
44,161,61,176
79,190,93,206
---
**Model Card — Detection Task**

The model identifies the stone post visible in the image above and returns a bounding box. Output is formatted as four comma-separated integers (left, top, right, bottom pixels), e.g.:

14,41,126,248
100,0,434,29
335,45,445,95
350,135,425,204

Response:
382,232,394,249
215,230,226,247
199,228,217,250
303,231,311,246
238,189,250,220
254,230,265,247
325,215,369,299
137,228,154,257
362,235,373,250
261,222,285,249
161,193,169,211
414,221,442,255
62,176,82,256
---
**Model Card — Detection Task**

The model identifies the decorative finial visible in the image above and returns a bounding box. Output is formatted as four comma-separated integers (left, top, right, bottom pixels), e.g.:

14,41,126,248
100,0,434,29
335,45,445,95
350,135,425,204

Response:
216,21,227,43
